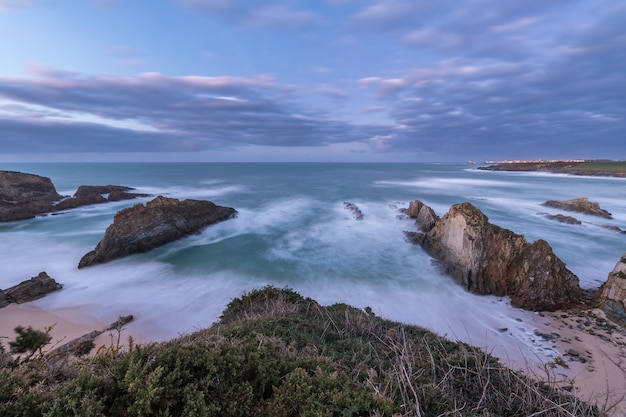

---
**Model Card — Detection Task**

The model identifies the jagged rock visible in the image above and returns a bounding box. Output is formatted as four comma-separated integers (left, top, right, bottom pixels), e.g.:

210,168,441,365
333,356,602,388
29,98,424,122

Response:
0,171,150,221
55,185,149,210
542,197,612,219
599,254,626,325
78,196,237,268
3,272,63,304
417,202,582,311
545,214,582,225
0,171,62,221
343,202,364,220
407,199,440,232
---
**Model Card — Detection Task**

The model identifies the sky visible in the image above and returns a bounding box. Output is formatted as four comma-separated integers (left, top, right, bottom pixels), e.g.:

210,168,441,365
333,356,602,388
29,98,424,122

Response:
0,0,624,162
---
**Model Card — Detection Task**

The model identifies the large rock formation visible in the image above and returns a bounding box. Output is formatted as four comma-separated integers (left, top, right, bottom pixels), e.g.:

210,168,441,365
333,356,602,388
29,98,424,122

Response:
542,197,612,219
411,201,582,311
0,171,62,221
1,272,63,306
78,196,237,268
599,254,626,325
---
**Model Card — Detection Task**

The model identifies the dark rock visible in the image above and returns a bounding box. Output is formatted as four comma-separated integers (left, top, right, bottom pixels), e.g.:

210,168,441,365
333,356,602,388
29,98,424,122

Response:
542,197,612,219
407,199,439,232
343,202,364,220
55,194,108,210
78,196,237,268
602,225,626,234
0,171,62,221
598,254,626,325
545,214,581,225
3,272,63,304
55,185,149,211
416,202,582,311
0,289,8,308
74,185,133,198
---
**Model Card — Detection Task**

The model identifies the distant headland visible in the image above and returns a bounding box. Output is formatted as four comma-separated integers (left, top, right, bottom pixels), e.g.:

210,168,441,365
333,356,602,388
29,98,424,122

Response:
477,159,626,178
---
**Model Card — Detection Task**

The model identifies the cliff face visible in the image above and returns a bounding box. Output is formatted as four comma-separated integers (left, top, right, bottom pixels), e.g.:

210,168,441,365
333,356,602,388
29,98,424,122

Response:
416,202,582,311
0,171,62,221
78,196,237,268
599,254,626,325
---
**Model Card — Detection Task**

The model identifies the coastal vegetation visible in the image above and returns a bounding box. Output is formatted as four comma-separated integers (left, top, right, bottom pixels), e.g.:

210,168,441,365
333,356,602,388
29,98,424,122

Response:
0,287,604,417
478,160,626,177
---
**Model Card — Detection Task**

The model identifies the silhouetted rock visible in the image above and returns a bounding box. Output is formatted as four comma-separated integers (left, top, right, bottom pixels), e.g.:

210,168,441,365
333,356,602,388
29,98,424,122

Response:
599,254,626,325
78,196,237,268
3,272,63,305
414,202,582,311
542,197,612,219
0,171,62,221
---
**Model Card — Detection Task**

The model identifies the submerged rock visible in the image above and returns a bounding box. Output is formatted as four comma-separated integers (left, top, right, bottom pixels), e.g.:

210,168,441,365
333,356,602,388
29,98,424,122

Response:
78,196,237,268
0,171,62,221
599,254,626,325
414,202,582,311
545,213,582,225
343,202,364,220
542,197,612,219
2,272,63,305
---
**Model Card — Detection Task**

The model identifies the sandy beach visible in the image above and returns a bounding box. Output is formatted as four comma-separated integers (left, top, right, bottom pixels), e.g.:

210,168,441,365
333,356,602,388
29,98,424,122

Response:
530,308,626,417
0,303,156,356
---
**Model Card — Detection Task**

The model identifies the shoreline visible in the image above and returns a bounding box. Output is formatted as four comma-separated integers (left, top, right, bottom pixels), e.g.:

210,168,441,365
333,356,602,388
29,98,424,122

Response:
477,161,626,178
2,300,625,415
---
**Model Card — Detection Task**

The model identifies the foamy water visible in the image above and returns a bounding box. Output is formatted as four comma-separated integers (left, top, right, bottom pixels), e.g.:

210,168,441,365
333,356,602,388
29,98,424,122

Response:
1,163,624,367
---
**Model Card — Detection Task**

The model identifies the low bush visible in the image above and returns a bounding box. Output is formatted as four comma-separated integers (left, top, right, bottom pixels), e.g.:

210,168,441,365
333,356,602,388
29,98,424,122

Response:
0,287,605,416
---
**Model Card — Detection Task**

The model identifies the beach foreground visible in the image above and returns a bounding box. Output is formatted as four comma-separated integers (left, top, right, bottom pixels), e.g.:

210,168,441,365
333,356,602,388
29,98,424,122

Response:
1,297,625,416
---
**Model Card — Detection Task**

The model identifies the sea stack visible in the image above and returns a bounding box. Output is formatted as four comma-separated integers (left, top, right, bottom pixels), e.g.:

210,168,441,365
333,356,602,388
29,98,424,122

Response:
410,201,582,311
78,196,237,268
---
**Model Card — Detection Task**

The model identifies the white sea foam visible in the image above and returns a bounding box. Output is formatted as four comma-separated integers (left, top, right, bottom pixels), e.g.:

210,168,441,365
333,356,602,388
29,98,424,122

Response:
2,163,624,370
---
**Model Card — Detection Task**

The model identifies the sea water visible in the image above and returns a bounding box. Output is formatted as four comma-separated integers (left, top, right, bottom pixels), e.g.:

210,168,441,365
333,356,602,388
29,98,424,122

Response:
1,163,624,366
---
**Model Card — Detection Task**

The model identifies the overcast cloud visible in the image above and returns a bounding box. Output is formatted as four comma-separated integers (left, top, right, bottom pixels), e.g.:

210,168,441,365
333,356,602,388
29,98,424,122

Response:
0,0,624,161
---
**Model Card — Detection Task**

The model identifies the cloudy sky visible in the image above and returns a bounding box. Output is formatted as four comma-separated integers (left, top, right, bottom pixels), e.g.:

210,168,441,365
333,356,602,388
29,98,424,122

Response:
0,0,624,162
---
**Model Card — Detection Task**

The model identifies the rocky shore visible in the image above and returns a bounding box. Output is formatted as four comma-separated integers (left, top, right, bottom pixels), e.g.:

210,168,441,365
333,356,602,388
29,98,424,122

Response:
0,170,148,222
477,160,626,178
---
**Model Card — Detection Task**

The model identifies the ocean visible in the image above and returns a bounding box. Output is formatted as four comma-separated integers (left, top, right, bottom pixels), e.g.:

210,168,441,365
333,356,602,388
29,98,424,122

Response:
1,162,624,366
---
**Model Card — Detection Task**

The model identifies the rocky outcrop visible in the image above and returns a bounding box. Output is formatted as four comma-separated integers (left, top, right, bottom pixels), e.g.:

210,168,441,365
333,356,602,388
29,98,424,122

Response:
0,171,150,222
0,171,62,221
599,254,626,325
406,199,439,232
55,185,148,211
343,202,364,220
542,197,612,219
78,196,237,268
1,272,63,306
411,201,582,311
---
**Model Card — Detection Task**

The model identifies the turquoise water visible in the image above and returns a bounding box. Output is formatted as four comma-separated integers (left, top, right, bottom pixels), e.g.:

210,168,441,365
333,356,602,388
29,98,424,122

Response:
1,163,625,364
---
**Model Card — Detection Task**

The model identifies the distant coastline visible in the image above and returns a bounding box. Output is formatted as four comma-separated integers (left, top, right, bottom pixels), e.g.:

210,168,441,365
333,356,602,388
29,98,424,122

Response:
477,160,626,178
